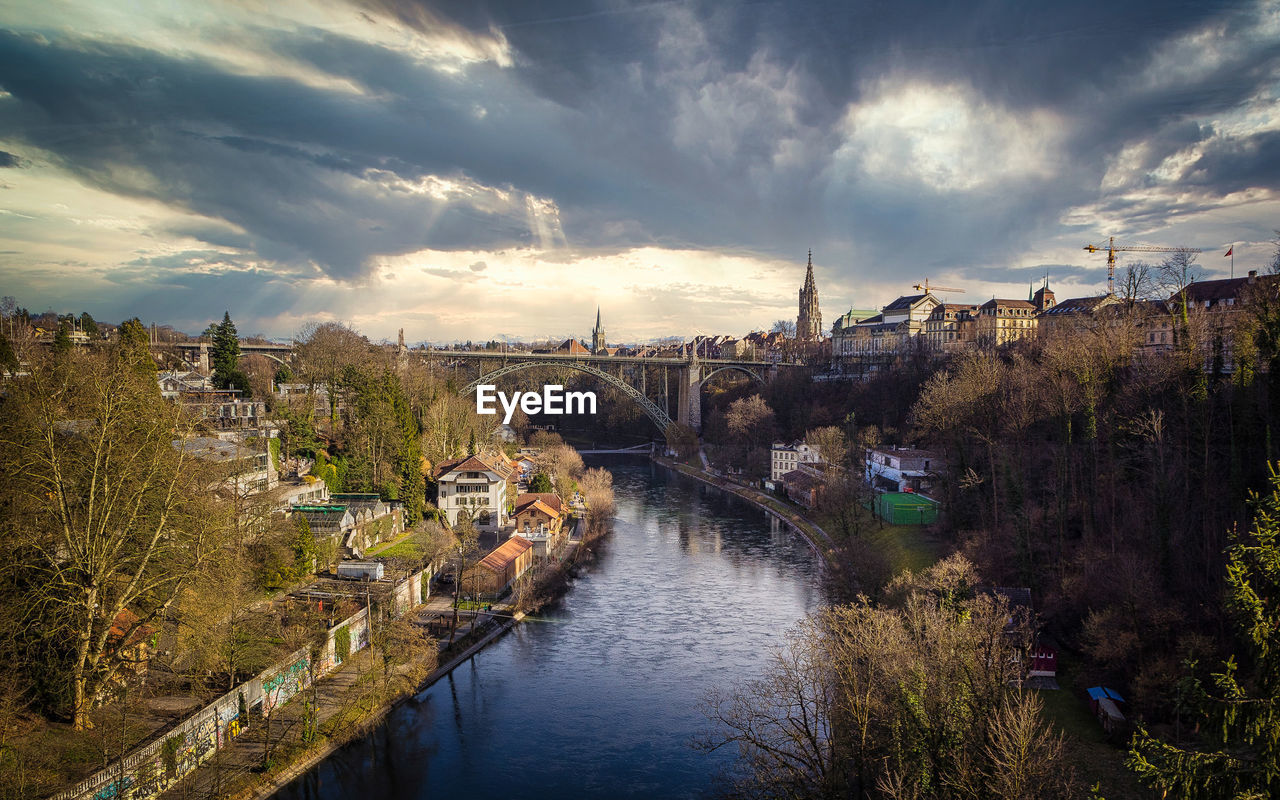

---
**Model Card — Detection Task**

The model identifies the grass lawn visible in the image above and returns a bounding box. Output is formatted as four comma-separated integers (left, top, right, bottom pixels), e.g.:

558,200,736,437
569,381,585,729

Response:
367,533,419,558
1038,664,1147,798
864,522,948,575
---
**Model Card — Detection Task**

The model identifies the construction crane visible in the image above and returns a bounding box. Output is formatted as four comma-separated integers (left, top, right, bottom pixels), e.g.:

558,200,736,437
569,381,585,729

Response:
1083,236,1202,295
913,279,965,294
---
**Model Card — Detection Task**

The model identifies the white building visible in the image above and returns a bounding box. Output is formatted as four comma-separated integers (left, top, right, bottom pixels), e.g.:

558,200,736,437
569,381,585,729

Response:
865,445,945,494
771,441,824,482
435,453,514,532
175,436,277,495
157,370,212,399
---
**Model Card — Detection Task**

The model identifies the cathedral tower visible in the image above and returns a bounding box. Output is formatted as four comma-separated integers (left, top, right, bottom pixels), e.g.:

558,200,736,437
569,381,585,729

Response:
592,307,607,353
797,250,822,340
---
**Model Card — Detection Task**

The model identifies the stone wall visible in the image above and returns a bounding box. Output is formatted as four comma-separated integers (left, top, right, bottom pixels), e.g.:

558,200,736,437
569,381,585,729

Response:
52,565,428,800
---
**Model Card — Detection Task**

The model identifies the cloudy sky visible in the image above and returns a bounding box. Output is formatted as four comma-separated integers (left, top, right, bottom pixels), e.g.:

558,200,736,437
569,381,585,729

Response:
1,0,1278,343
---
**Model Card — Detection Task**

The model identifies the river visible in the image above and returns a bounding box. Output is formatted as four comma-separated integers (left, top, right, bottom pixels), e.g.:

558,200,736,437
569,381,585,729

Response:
274,459,824,800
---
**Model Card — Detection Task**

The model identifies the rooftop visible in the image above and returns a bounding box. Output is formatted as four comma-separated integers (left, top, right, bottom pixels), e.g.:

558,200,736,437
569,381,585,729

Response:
883,294,928,311
980,298,1038,309
1039,295,1117,315
478,535,534,572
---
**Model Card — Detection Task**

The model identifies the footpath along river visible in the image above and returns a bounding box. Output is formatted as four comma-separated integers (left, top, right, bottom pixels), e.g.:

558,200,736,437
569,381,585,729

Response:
273,459,824,800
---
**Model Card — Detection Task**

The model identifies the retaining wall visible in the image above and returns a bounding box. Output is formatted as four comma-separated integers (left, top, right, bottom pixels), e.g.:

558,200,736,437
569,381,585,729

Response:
52,564,428,800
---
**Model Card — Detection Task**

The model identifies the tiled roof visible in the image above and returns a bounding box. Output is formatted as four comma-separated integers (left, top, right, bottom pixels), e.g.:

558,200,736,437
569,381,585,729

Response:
514,492,564,513
1040,295,1113,315
436,453,507,479
883,294,927,311
781,469,823,491
987,586,1033,609
980,298,1037,309
1179,274,1279,302
109,609,154,646
479,535,533,572
514,498,560,518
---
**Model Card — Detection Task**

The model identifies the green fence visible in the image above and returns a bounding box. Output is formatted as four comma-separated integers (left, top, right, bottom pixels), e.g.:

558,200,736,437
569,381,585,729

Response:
873,492,939,525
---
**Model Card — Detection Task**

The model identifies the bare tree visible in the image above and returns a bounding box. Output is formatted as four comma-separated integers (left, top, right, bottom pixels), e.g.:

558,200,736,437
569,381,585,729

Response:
1158,249,1203,350
701,557,1067,800
0,348,227,729
726,394,776,451
578,467,616,537
1119,261,1157,305
805,426,848,469
294,321,370,424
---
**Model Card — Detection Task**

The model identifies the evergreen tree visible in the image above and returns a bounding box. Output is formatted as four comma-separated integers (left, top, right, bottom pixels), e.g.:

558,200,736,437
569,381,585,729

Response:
1128,464,1280,798
529,472,553,494
78,312,98,338
52,320,73,355
211,311,248,393
117,317,156,376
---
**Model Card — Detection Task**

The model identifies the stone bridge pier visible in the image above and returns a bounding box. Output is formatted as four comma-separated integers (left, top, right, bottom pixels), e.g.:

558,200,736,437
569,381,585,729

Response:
676,364,702,432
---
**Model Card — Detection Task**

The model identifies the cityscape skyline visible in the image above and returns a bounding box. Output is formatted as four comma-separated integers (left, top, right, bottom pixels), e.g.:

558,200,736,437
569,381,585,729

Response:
1,1,1278,341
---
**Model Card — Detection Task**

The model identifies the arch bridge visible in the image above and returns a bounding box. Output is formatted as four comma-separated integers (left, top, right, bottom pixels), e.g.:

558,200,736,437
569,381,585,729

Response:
160,341,294,372
430,350,778,434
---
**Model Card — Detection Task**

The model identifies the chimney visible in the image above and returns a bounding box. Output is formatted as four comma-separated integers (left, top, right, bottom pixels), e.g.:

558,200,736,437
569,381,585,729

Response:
1248,270,1258,282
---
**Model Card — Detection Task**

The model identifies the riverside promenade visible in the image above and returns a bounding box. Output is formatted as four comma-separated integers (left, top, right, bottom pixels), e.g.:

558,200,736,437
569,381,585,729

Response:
652,453,836,569
159,593,525,800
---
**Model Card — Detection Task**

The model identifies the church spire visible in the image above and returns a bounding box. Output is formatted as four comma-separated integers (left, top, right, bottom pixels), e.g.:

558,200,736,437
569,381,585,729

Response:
797,249,822,341
591,306,606,354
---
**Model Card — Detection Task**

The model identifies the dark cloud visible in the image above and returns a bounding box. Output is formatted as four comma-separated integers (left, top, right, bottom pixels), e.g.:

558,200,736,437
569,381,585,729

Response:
163,222,253,250
0,0,1277,317
0,30,565,278
0,149,19,167
1184,129,1280,193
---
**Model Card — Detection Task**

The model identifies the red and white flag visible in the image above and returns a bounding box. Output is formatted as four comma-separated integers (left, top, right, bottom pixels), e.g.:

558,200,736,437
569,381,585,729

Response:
1225,246,1234,257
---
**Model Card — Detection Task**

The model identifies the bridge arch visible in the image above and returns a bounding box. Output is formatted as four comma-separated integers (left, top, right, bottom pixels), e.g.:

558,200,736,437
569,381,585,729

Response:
242,350,288,367
459,361,674,434
701,365,766,386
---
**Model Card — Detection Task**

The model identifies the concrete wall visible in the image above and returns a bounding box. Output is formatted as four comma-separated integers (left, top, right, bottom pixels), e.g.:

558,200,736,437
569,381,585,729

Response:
53,565,429,800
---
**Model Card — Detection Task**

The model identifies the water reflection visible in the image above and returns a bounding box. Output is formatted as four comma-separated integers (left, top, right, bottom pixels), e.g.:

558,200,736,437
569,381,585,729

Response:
274,460,822,800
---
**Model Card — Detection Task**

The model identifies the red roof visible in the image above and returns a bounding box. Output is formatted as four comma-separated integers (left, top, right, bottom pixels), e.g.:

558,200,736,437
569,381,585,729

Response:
478,535,533,572
514,492,564,514
108,609,153,647
556,338,590,354
436,453,512,479
781,469,823,491
515,498,560,518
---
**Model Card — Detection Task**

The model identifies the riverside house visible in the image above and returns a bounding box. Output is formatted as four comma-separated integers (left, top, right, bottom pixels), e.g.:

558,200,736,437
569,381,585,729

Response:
865,445,945,494
469,535,534,597
512,492,567,559
435,453,515,532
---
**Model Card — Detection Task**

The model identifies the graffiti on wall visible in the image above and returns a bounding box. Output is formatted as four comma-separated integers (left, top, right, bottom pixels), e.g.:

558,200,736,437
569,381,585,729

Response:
127,760,166,800
91,777,132,800
262,655,310,714
59,564,434,800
